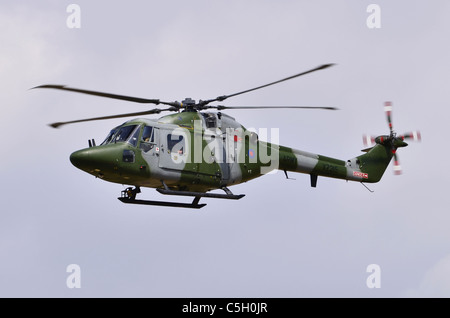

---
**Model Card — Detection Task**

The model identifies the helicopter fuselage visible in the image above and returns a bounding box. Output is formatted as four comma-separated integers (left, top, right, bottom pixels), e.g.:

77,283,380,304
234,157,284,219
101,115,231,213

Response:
69,111,393,194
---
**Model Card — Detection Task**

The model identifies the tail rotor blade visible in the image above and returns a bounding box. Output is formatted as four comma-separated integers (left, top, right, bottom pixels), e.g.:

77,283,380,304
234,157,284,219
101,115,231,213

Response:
384,101,394,134
363,134,376,147
393,152,402,175
400,131,421,142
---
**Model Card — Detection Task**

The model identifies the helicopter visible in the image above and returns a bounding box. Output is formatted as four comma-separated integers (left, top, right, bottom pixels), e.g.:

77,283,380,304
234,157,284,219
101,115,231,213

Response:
33,64,421,208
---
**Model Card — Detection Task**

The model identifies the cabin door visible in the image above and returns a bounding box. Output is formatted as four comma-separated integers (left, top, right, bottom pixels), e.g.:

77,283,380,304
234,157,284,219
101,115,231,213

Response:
158,128,188,171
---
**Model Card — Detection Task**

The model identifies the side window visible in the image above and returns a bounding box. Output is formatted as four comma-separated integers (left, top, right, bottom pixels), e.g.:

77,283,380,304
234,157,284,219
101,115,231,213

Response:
140,126,154,153
167,134,184,154
122,150,135,163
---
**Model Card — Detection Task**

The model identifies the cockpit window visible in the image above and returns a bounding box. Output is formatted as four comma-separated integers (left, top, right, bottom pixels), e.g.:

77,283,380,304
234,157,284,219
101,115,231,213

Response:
100,128,118,145
142,126,154,143
140,126,154,152
107,126,136,143
101,125,139,145
113,125,138,144
100,125,140,146
128,126,140,147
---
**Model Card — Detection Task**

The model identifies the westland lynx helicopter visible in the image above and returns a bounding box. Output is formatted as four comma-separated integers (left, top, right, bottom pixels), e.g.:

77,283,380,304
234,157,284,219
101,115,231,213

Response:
34,64,420,208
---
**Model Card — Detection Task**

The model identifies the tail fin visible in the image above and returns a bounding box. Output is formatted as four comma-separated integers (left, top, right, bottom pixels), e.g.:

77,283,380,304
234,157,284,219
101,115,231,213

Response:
355,144,394,183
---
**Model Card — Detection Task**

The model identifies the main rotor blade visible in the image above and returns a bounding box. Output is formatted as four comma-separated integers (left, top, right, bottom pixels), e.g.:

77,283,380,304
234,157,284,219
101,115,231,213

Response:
49,108,174,128
203,63,335,104
207,105,338,111
33,85,179,107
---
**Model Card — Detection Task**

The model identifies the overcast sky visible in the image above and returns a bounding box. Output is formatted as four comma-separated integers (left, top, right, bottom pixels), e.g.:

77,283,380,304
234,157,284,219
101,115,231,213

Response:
1,0,449,297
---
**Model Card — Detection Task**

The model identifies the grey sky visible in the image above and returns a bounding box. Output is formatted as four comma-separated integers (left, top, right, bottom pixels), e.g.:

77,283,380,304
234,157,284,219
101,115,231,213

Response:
1,0,449,297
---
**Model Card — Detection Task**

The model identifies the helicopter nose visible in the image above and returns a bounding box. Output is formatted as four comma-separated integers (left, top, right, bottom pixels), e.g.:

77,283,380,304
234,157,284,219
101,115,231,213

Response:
70,149,91,170
70,146,121,179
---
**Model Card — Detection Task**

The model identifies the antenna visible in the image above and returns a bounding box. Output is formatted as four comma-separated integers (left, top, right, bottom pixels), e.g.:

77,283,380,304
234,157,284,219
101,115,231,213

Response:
361,182,374,193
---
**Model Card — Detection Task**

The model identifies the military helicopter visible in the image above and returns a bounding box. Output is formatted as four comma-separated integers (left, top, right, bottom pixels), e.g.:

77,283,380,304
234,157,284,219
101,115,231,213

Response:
34,64,420,208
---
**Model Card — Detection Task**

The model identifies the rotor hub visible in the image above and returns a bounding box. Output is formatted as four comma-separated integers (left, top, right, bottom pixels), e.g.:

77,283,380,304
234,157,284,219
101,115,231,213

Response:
181,98,197,111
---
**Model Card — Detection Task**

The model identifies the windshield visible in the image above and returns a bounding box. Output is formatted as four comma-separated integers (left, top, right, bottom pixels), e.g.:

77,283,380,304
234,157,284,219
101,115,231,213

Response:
101,125,139,145
114,125,138,143
100,127,118,145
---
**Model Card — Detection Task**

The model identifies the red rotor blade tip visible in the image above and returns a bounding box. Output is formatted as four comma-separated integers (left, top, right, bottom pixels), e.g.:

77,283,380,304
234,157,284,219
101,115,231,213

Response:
393,154,402,175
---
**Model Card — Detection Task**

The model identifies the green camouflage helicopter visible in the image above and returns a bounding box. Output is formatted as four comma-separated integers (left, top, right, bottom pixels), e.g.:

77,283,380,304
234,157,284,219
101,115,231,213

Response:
34,64,420,208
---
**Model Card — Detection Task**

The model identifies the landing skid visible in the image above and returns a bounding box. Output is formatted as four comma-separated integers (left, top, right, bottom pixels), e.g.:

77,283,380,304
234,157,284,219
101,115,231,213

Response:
118,186,245,209
118,197,206,209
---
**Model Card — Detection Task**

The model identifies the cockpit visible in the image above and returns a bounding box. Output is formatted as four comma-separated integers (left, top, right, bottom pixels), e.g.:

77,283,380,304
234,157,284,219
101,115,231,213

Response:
101,125,139,146
100,124,156,152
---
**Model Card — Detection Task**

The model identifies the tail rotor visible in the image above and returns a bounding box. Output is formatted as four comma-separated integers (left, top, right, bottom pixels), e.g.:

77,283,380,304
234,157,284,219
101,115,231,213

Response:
362,101,421,175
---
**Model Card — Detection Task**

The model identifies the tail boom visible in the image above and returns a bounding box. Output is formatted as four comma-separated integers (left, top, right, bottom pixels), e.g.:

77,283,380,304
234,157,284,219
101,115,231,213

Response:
278,144,394,185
